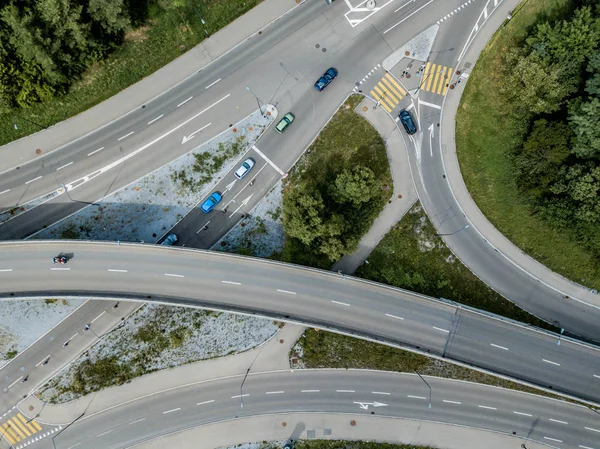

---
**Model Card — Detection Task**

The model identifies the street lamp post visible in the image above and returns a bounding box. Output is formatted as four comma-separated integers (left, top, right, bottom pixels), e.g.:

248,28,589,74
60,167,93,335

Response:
414,370,432,408
245,86,266,117
437,224,470,236
239,367,250,408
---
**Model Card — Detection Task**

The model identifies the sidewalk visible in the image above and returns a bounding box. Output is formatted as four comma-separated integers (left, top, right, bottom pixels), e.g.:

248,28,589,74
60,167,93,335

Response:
133,413,549,449
440,0,600,309
19,323,305,425
0,0,302,174
333,98,417,275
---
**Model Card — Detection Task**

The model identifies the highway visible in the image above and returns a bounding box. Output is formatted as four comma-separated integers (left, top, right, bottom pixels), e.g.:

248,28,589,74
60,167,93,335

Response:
50,370,600,449
1,241,600,405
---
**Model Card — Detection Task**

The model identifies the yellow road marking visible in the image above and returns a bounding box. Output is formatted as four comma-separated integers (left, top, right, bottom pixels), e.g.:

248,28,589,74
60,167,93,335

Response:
14,416,33,437
384,73,406,95
442,68,453,95
381,77,403,99
377,83,399,105
17,413,38,433
425,64,436,91
1,423,19,444
9,419,29,439
370,91,392,112
437,67,450,94
373,85,396,109
432,69,442,93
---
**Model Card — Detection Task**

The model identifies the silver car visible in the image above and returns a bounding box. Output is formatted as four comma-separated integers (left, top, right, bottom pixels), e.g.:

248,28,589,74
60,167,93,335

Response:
234,158,255,179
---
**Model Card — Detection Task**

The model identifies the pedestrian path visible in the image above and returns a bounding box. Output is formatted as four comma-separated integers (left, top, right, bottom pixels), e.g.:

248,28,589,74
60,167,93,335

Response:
369,73,407,113
0,409,58,448
419,62,454,96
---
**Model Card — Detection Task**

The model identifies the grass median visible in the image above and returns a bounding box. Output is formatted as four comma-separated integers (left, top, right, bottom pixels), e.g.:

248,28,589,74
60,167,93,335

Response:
454,0,600,289
1,0,262,146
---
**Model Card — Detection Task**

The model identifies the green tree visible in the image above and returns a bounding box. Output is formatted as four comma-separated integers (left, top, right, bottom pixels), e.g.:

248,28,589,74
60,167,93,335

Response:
330,166,377,206
549,163,600,224
87,0,129,36
282,187,325,245
569,97,600,159
586,51,600,96
515,119,571,199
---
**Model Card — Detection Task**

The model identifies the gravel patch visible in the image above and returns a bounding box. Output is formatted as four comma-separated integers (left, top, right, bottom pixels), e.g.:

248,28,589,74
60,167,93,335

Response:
38,304,280,403
0,299,85,368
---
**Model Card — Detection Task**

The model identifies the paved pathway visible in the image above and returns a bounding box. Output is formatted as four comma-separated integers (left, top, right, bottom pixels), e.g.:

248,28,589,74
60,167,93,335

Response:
333,98,417,274
0,0,302,174
133,413,549,449
440,0,600,309
19,323,305,425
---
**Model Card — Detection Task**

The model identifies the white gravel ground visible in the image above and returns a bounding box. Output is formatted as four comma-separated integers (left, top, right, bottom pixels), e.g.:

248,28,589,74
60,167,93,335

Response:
0,299,85,369
219,442,286,449
39,304,280,403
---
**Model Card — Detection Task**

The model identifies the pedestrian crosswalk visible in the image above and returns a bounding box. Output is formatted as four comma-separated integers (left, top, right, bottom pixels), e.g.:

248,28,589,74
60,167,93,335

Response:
370,73,407,113
419,62,453,96
0,413,42,446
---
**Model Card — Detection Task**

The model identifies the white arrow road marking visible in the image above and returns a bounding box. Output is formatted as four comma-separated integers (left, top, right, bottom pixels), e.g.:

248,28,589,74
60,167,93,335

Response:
182,123,211,144
353,401,388,410
224,179,237,193
229,194,253,218
252,145,285,176
428,123,435,157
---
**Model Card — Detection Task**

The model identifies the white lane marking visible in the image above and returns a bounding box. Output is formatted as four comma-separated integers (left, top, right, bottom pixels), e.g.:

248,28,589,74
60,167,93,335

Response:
91,311,105,323
579,446,595,449
196,220,211,234
301,390,320,393
56,162,73,171
96,430,112,437
514,411,533,417
252,145,285,177
88,147,104,156
222,281,241,285
478,405,497,410
433,326,449,333
117,131,134,141
0,269,13,272
277,289,296,295
128,418,146,425
542,359,560,366
372,392,390,395
68,333,78,341
544,437,562,443
443,400,461,405
407,395,426,400
165,273,184,278
108,269,128,273
265,391,284,395
177,96,193,107
197,400,215,405
231,394,249,399
336,390,355,393
25,176,42,185
385,313,404,320
549,418,568,424
35,355,50,367
8,377,23,388
162,408,181,414
67,443,81,449
51,267,71,271
385,0,434,33
594,374,600,379
585,427,600,433
0,189,10,195
148,115,164,125
331,300,350,307
205,78,221,89
419,100,442,109
490,343,508,350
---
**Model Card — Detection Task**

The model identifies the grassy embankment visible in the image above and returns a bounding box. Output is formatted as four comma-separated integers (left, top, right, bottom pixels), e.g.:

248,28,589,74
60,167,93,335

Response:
0,0,261,146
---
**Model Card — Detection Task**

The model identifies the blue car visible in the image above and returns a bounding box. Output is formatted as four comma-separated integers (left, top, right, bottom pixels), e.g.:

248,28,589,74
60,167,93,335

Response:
200,192,222,213
398,109,417,135
314,67,338,91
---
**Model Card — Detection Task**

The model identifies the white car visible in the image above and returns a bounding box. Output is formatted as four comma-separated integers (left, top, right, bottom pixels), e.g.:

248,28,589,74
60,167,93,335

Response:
234,158,255,179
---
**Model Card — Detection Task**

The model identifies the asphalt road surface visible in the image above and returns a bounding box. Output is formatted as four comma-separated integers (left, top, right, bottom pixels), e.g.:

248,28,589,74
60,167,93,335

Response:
1,241,599,405
50,370,600,449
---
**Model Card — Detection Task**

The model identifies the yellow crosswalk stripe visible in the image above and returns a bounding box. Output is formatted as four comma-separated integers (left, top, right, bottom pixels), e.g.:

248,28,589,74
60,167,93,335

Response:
15,415,33,435
376,83,399,105
442,67,453,95
381,77,403,100
31,420,42,432
384,73,406,95
17,413,39,432
432,68,442,93
370,91,392,112
373,85,396,109
425,64,436,91
1,423,19,444
437,67,450,94
9,418,29,438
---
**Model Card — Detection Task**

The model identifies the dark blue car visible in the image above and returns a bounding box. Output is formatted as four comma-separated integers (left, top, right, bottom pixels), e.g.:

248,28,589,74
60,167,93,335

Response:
398,109,417,135
314,67,338,91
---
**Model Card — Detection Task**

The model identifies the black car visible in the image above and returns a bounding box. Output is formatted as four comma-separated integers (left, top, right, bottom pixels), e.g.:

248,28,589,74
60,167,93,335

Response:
314,67,338,91
398,109,417,135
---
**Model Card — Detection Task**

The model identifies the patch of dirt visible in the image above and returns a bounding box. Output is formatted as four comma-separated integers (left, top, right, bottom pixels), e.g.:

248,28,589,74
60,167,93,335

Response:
125,25,150,43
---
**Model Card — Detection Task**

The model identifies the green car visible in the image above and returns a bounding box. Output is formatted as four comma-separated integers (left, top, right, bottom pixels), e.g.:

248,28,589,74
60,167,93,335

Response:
275,112,295,133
